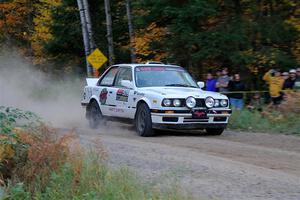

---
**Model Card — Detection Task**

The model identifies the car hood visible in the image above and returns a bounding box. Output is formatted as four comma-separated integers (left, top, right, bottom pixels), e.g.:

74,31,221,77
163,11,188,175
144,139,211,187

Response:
139,87,228,99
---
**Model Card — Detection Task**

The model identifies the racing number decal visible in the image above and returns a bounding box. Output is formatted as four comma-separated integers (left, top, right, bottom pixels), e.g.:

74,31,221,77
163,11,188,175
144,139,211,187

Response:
100,88,108,105
116,89,129,102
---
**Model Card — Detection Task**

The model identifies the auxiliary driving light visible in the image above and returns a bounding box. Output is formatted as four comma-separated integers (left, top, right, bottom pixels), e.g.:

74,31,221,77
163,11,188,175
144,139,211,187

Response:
186,97,196,108
205,97,215,108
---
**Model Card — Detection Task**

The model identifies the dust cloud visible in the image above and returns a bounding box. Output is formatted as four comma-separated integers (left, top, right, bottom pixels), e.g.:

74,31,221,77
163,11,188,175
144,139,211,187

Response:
0,48,88,128
0,48,136,135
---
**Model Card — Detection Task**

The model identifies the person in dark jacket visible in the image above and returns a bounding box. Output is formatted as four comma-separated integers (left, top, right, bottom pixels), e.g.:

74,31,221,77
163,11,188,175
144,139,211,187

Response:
205,73,217,92
283,69,297,90
228,73,245,110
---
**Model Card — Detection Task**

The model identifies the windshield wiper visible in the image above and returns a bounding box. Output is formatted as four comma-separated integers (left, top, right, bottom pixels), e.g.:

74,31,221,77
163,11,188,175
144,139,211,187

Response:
165,84,197,88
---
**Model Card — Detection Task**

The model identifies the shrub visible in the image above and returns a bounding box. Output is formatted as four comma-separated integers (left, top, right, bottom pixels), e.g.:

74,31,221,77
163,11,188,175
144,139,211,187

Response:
0,107,39,183
12,126,77,192
0,106,76,191
228,109,300,135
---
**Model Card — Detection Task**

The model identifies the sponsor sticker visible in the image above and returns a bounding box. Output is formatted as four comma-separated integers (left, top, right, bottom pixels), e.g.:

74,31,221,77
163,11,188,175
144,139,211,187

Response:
136,67,184,72
116,89,129,102
109,108,125,113
100,88,108,105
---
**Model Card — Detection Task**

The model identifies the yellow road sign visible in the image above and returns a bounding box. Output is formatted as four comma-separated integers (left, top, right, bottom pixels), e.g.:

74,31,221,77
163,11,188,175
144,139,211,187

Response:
87,48,108,70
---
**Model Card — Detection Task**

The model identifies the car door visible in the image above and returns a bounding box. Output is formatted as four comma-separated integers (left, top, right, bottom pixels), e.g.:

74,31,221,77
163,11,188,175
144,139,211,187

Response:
96,67,119,116
108,67,135,118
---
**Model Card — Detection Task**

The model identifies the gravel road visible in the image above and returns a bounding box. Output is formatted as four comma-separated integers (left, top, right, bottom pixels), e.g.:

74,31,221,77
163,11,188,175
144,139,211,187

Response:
75,123,300,200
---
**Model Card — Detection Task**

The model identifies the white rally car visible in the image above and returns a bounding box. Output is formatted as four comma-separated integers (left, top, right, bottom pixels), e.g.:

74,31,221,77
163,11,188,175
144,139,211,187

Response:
81,63,232,136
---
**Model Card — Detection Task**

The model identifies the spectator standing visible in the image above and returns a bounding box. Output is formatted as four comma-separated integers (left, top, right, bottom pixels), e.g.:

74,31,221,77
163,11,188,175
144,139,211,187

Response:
283,69,297,90
215,69,222,92
228,73,245,110
216,68,230,92
205,73,217,92
216,69,221,78
294,68,300,90
282,72,289,80
263,69,284,105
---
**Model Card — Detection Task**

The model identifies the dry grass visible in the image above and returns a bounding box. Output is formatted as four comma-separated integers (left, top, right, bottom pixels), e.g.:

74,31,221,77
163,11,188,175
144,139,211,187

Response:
11,126,78,192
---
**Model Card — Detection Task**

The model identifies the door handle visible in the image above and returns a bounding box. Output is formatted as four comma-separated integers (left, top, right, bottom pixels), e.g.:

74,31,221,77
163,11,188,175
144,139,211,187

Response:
109,91,113,94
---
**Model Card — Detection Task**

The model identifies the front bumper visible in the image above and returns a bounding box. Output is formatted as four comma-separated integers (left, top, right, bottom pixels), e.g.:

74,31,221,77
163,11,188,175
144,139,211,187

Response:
153,123,227,130
151,108,231,130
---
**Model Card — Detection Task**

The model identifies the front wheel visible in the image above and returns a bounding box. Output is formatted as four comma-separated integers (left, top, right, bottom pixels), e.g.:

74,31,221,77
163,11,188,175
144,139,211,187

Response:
87,101,103,129
135,103,154,137
205,128,224,135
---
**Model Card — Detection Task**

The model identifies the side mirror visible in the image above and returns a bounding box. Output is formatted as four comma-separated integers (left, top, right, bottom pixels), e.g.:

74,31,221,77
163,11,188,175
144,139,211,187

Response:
121,80,134,89
197,81,205,89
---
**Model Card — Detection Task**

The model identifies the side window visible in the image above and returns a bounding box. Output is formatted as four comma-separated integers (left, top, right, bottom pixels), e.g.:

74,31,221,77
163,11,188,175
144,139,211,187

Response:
115,68,133,87
99,67,118,86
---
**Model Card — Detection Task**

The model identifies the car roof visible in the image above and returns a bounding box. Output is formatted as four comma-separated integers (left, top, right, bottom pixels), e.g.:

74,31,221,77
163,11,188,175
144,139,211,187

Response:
112,63,182,69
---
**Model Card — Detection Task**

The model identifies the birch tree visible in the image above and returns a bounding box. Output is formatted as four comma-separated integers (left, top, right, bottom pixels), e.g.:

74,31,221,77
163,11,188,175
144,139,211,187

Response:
76,0,93,76
82,0,95,51
125,0,136,63
104,0,114,65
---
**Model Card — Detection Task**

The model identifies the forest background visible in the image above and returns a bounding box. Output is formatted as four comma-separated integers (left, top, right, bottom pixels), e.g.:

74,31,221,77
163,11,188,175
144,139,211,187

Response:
1,0,300,89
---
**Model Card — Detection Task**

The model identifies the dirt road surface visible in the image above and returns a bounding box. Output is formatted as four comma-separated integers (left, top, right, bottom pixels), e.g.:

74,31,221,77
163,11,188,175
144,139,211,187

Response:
74,123,300,200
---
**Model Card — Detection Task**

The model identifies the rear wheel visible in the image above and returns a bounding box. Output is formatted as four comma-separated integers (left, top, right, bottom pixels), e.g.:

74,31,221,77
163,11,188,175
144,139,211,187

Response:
135,103,154,137
205,128,224,135
87,101,103,129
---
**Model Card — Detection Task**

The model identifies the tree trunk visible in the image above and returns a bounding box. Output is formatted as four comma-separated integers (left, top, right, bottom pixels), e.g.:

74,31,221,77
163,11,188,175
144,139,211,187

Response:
82,0,95,50
125,0,136,63
82,0,96,75
77,0,93,77
104,0,115,65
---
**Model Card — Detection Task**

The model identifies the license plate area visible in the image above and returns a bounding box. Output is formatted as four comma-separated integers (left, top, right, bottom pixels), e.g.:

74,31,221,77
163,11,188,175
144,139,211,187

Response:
192,110,207,119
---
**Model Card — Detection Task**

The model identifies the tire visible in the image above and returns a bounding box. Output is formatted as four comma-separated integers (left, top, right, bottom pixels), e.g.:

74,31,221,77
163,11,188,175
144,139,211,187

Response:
205,128,224,135
135,102,154,137
87,101,103,129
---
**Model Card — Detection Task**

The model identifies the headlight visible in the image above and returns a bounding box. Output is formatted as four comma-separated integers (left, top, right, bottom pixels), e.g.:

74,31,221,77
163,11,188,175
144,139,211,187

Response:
173,99,181,107
214,99,220,107
220,99,228,107
163,99,172,107
205,97,214,108
185,97,196,108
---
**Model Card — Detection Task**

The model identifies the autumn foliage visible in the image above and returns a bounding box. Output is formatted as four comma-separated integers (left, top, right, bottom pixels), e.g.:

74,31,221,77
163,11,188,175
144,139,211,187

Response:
0,0,33,42
0,107,82,191
133,22,168,62
31,0,61,64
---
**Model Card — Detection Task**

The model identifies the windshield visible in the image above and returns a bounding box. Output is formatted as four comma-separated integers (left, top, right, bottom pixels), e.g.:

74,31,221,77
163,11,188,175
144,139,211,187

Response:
135,66,198,88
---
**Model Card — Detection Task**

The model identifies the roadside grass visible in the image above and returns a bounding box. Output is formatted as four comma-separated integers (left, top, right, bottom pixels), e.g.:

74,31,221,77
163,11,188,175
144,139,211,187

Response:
1,106,191,200
228,109,300,135
4,153,191,200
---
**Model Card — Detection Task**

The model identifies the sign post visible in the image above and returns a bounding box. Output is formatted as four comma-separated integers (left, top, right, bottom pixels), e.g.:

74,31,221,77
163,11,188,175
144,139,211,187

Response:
87,48,108,76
